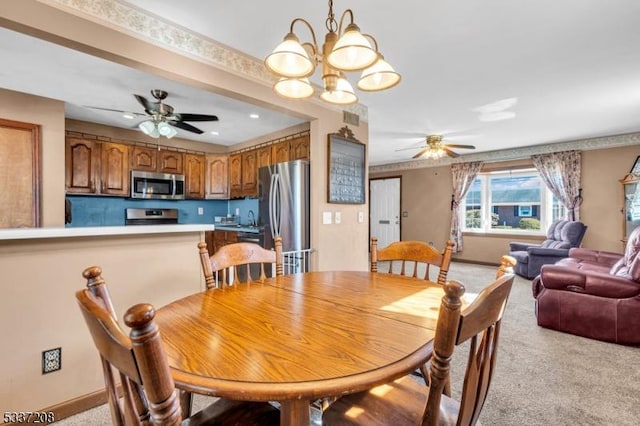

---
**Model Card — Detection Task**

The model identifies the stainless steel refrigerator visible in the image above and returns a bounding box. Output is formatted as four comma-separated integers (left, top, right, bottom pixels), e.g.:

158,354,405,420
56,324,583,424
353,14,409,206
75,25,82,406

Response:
258,159,310,253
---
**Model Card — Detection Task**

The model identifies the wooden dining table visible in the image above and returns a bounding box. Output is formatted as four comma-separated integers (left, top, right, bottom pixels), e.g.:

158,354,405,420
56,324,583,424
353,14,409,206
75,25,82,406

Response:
154,271,452,426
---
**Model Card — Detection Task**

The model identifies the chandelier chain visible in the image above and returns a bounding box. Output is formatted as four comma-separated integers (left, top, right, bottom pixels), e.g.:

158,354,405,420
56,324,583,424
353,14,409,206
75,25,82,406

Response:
325,0,337,33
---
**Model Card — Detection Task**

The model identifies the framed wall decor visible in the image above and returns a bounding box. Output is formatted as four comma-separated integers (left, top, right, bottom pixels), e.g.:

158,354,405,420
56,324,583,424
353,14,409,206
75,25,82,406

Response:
630,156,640,176
327,127,366,204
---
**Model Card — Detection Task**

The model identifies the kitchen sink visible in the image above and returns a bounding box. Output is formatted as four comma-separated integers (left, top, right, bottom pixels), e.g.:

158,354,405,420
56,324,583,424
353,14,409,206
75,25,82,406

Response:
215,224,263,234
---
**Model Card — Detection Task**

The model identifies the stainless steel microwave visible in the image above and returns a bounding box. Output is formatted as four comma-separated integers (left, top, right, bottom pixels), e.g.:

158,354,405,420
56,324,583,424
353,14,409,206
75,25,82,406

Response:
130,170,185,200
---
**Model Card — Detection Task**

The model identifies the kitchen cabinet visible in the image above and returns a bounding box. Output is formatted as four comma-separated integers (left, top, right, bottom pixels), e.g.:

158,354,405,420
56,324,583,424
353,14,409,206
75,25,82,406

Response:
205,154,229,199
257,146,272,169
184,153,206,199
290,134,310,160
272,140,291,164
211,230,238,254
130,145,157,172
241,150,258,197
66,137,100,194
621,173,640,248
100,142,130,196
158,149,183,174
65,137,129,196
229,153,242,198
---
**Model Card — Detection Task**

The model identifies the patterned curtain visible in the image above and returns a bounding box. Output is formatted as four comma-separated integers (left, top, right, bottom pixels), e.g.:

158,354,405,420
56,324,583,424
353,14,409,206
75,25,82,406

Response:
450,161,483,253
531,150,582,220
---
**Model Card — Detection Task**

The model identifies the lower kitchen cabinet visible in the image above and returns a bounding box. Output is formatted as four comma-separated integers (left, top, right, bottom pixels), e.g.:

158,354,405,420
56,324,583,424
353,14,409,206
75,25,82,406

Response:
205,230,238,255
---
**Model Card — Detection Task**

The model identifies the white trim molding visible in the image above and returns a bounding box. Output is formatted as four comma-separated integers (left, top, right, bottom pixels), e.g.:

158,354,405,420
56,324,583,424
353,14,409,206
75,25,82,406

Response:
370,132,640,174
41,0,368,120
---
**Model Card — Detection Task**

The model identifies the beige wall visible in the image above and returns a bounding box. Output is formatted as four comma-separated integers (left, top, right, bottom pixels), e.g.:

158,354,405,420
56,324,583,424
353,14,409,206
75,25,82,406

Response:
371,143,640,263
0,88,66,227
0,232,206,412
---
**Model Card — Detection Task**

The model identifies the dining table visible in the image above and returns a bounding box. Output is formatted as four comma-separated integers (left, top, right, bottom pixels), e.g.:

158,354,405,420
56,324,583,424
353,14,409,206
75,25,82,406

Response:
154,270,458,426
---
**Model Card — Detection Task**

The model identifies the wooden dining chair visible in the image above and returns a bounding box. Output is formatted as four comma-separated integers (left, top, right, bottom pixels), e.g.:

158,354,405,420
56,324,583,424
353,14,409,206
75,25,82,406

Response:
322,264,516,426
371,237,455,285
198,236,283,289
76,266,280,426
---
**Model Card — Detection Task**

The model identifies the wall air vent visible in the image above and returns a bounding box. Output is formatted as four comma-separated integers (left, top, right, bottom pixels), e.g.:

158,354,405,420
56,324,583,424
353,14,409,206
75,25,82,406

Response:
343,111,360,126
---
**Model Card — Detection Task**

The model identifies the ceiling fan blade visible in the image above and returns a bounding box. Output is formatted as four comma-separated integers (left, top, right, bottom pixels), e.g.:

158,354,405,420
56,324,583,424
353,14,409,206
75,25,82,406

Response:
443,148,460,158
168,120,204,134
175,113,219,122
85,106,147,116
412,148,429,159
134,94,157,113
395,145,424,152
444,144,476,149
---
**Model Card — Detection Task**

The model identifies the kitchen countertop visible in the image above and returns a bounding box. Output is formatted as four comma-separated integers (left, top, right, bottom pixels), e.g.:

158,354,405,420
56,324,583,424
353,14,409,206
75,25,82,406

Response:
0,224,215,241
214,224,264,234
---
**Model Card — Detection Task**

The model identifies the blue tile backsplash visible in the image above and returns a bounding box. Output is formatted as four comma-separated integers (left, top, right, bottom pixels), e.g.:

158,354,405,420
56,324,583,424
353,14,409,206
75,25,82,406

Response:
66,196,260,227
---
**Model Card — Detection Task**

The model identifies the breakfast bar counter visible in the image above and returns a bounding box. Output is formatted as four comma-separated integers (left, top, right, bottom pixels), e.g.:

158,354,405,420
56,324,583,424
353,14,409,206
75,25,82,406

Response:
0,224,213,415
0,224,215,241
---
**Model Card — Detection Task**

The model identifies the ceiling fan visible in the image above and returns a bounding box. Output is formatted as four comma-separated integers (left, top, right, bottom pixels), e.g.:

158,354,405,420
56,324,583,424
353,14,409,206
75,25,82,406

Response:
397,135,476,159
87,89,219,138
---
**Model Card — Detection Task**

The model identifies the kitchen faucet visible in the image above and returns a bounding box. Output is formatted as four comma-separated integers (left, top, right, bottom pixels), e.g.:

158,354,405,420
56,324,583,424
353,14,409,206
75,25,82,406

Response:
248,210,256,227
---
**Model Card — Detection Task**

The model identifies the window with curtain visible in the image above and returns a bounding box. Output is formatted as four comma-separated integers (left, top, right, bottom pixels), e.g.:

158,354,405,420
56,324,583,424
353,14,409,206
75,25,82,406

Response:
461,168,566,234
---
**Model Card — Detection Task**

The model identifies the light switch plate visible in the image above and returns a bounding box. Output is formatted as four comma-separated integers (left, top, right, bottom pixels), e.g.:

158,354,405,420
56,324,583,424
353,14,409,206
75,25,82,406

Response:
335,211,342,224
358,211,364,223
323,211,332,225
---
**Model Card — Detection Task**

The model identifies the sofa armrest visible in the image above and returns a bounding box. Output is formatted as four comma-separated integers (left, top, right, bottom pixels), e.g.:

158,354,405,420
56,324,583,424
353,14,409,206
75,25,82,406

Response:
568,248,623,266
528,247,569,258
510,241,540,251
539,265,640,298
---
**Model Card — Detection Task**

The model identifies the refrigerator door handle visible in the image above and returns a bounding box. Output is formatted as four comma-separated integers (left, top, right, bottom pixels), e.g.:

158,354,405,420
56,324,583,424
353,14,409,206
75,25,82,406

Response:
269,173,277,239
273,173,282,237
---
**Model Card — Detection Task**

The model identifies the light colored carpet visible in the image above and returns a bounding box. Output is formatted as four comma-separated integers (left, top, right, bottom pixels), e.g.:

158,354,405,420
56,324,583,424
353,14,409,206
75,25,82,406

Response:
57,262,640,425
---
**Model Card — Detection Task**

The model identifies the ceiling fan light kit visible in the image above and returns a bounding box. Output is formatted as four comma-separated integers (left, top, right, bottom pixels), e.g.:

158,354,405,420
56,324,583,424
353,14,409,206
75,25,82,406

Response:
89,89,219,139
265,0,400,105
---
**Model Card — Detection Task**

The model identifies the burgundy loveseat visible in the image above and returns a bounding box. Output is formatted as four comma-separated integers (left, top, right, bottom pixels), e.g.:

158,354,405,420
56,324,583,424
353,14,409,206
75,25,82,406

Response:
532,227,640,345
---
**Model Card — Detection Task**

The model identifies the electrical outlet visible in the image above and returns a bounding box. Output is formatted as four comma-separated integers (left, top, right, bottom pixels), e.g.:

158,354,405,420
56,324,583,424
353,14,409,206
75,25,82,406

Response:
42,347,61,374
197,207,204,215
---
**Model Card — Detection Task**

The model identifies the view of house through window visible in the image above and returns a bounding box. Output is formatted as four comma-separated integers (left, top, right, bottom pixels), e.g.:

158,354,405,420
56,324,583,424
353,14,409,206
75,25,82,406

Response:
461,168,566,233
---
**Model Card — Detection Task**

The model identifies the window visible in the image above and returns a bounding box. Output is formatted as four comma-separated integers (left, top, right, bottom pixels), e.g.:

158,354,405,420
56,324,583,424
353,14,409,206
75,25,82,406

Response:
461,168,566,233
518,205,532,217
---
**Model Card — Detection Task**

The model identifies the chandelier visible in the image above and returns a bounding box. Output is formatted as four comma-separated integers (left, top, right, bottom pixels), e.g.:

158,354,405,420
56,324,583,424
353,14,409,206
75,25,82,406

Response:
138,118,177,139
264,0,400,105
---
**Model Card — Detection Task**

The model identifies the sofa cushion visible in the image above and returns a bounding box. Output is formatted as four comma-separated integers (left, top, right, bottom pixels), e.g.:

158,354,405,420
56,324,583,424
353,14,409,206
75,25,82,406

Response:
510,251,529,265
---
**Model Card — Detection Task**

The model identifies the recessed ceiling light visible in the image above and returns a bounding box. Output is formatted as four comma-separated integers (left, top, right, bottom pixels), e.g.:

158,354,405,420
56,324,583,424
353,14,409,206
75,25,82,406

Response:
122,113,135,119
250,113,260,119
210,131,219,135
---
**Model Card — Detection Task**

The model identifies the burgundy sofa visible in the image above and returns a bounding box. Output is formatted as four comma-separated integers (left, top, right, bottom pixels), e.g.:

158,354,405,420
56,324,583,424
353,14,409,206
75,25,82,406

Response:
532,227,640,345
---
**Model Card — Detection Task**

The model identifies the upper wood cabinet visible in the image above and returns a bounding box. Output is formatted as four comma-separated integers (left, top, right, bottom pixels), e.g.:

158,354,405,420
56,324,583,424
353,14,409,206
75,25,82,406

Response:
241,150,258,197
100,142,130,196
184,153,206,199
257,146,272,169
158,149,183,174
272,140,291,164
66,137,100,194
205,154,229,199
66,138,129,196
229,153,243,198
290,135,310,160
130,145,157,172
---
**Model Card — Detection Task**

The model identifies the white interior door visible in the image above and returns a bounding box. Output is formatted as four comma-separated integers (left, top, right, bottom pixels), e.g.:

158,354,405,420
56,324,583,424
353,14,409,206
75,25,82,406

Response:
370,178,401,249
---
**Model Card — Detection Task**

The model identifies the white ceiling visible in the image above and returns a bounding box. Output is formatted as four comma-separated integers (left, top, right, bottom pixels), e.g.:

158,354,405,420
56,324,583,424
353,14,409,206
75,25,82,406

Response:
2,1,640,166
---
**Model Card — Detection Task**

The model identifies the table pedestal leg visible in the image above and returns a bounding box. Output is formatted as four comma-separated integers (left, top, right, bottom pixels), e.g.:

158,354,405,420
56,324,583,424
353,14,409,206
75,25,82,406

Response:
280,399,310,426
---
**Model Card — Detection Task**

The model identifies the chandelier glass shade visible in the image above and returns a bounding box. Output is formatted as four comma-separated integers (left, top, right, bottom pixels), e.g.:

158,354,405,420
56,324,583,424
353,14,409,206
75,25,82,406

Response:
138,119,177,139
265,0,400,105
